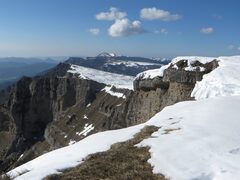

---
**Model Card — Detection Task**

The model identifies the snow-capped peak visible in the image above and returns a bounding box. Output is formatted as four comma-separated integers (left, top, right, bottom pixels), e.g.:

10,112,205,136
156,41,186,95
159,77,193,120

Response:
97,52,117,58
151,57,169,62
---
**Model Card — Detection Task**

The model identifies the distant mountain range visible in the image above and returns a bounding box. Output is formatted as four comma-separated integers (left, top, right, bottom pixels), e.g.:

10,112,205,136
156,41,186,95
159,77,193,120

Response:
65,52,170,76
0,54,170,90
0,57,59,90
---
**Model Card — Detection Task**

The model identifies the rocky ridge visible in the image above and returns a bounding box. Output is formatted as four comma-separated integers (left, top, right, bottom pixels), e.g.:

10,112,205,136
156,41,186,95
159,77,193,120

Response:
0,57,218,174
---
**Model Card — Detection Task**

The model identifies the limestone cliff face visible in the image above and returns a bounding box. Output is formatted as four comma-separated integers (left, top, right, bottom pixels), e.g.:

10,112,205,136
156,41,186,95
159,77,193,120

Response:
130,59,219,125
0,59,218,173
0,106,15,155
124,82,194,126
0,67,105,172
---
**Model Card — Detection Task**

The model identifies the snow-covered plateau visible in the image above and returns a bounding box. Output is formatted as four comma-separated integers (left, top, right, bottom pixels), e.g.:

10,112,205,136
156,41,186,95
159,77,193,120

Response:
104,60,161,67
7,55,240,180
67,64,134,89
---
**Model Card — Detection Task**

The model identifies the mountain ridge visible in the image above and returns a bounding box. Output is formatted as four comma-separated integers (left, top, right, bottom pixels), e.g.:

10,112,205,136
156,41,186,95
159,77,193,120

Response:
0,55,219,175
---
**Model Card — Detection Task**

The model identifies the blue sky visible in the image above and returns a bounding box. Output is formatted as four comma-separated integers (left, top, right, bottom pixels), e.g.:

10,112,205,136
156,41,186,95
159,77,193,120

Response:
0,0,239,58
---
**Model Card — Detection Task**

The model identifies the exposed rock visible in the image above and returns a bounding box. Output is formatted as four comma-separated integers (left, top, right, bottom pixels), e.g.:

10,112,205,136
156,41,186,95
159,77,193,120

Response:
134,59,219,91
162,69,204,84
163,59,219,83
0,86,12,106
125,82,195,126
133,76,169,91
0,106,15,156
0,74,105,172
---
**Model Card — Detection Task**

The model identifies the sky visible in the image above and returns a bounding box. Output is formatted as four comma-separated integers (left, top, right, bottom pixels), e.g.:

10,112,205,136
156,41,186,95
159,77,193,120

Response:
0,0,239,58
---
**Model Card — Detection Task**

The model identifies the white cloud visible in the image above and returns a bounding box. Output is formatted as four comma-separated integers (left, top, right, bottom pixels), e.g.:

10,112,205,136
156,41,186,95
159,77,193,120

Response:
200,27,214,34
155,28,168,35
140,7,182,21
89,28,100,35
96,7,144,37
96,7,127,21
108,18,144,37
238,47,240,51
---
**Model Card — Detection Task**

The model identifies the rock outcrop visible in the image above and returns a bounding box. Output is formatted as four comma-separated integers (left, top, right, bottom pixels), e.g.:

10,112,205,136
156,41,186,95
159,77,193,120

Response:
134,59,219,91
131,59,219,125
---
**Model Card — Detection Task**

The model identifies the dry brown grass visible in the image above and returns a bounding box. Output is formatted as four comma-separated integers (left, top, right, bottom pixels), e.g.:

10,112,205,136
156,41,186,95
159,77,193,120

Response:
45,126,166,180
162,128,181,135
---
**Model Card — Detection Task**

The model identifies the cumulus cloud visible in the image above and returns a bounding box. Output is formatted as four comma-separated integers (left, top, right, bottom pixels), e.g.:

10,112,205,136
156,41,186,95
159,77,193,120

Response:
140,7,182,21
96,7,127,21
200,27,214,34
108,18,145,37
89,28,100,35
96,7,144,37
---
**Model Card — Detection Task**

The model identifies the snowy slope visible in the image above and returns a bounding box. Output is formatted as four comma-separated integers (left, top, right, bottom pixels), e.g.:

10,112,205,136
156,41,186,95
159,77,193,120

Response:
8,124,145,180
7,96,240,180
67,64,134,89
141,96,240,180
192,56,240,99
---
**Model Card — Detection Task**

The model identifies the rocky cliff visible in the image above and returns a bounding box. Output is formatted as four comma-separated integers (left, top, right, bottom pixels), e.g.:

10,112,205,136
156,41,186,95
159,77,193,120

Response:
0,58,218,173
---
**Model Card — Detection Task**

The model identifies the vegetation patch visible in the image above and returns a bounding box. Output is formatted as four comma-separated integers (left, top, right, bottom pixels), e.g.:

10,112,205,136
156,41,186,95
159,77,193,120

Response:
46,126,166,180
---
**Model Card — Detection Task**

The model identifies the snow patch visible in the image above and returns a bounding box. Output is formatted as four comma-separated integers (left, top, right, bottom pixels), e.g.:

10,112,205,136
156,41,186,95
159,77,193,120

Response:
135,65,169,80
76,124,94,137
102,85,126,99
68,140,76,146
105,61,160,67
171,56,217,65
